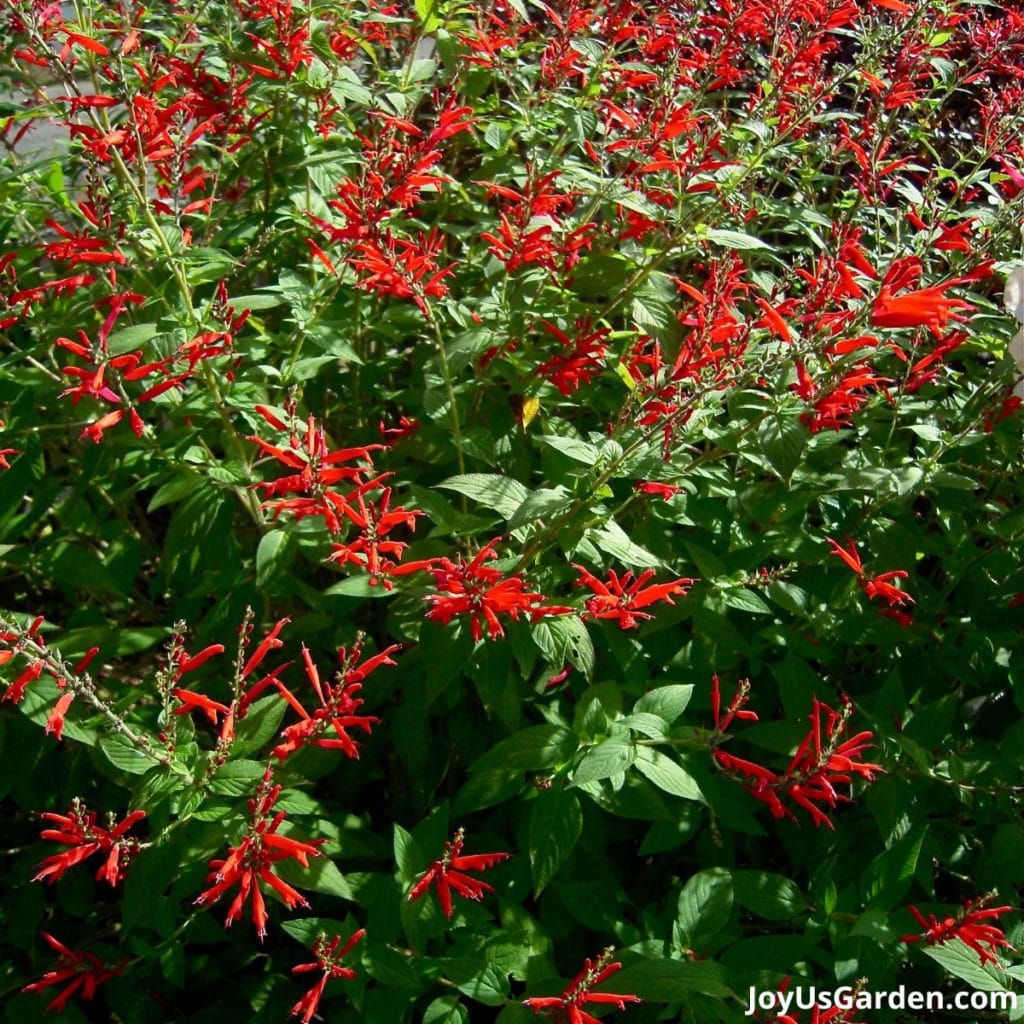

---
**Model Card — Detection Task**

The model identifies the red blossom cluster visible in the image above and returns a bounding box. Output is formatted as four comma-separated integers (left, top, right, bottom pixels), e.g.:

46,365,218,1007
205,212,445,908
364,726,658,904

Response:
902,899,1012,966
270,639,393,762
711,678,883,828
626,257,755,454
523,949,641,1024
21,933,121,1015
248,411,385,531
308,101,475,312
289,930,365,1023
478,171,596,276
417,541,573,642
171,616,292,747
573,565,695,630
0,616,100,740
171,616,396,764
33,800,146,886
871,256,978,337
407,828,510,919
195,772,324,938
248,409,427,587
534,318,611,395
54,288,243,443
827,537,915,625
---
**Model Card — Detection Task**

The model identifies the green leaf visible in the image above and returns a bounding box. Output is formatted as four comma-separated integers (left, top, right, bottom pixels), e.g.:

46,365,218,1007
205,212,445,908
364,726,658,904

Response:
208,759,266,796
529,787,583,895
276,854,354,900
631,273,684,355
324,575,394,598
571,736,635,786
533,617,595,680
589,521,662,568
721,587,772,614
436,959,509,1007
921,939,1009,992
633,748,704,801
507,486,572,530
634,685,693,724
496,1006,535,1024
414,0,442,32
620,712,669,740
281,917,355,948
232,693,288,757
437,474,530,520
676,868,733,946
732,871,806,920
705,228,775,251
536,434,600,464
105,322,163,355
99,734,161,775
230,293,284,310
611,958,731,1000
147,472,203,512
861,826,927,909
423,995,468,1024
758,417,807,481
255,529,293,588
471,725,577,774
393,823,427,884
122,841,182,933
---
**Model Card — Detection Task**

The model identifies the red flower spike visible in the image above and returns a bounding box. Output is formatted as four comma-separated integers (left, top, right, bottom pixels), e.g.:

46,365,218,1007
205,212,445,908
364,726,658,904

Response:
407,828,509,920
711,682,883,828
34,801,146,886
270,639,391,762
290,929,365,1023
827,537,914,617
325,487,424,588
574,565,695,630
635,481,682,500
423,542,572,641
195,774,324,938
248,415,384,533
22,933,121,1014
902,899,1012,966
524,949,641,1023
872,259,975,338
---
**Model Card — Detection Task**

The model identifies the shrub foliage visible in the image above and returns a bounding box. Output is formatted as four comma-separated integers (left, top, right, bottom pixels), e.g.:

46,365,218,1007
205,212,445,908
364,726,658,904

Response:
1,0,1024,1021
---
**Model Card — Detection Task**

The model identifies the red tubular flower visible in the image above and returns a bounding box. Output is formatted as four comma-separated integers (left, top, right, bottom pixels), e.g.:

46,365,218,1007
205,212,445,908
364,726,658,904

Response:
2,658,44,704
407,828,509,919
325,487,424,588
195,774,324,938
635,481,682,499
523,949,641,1023
573,565,695,629
534,319,610,394
827,536,914,617
902,899,1012,966
424,542,572,641
270,639,392,761
23,933,121,1014
248,415,383,533
871,258,975,337
34,801,146,886
290,930,365,1023
711,682,883,828
710,675,758,732
172,688,232,724
0,419,18,471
